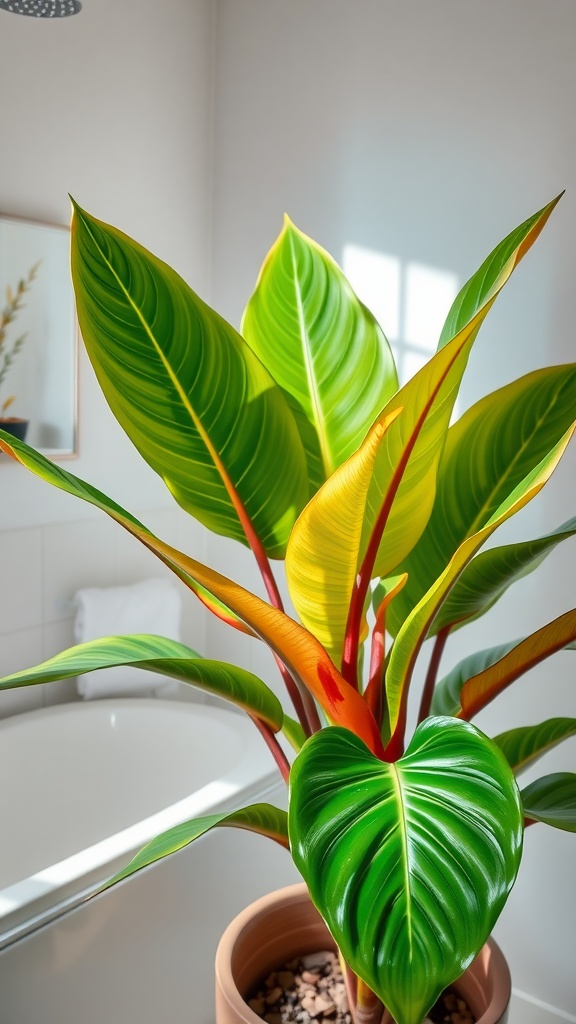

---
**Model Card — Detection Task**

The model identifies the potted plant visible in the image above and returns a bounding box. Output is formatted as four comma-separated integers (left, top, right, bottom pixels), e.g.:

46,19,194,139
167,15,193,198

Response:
0,194,575,1024
0,261,39,440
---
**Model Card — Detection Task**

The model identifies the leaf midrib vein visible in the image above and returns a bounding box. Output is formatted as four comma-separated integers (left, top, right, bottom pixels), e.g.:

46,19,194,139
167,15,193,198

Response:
390,763,413,956
460,380,569,541
86,222,245,514
288,230,333,479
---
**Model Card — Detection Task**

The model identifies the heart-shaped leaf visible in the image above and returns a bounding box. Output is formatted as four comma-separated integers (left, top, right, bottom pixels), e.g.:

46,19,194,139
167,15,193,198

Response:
289,719,523,1024
522,774,576,831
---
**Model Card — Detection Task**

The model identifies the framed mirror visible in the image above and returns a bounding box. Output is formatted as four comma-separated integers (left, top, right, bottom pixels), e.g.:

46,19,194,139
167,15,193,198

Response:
0,213,78,457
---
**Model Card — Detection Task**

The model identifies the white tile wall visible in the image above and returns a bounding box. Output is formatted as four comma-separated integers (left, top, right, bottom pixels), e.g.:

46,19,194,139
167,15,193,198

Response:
0,627,44,716
0,505,210,718
42,518,119,624
0,529,43,635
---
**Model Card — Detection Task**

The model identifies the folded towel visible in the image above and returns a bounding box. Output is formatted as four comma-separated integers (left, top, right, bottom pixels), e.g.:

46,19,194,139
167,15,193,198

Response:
73,577,182,699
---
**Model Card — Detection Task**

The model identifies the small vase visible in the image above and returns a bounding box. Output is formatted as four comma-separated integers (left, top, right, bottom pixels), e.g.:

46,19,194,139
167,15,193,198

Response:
215,883,511,1024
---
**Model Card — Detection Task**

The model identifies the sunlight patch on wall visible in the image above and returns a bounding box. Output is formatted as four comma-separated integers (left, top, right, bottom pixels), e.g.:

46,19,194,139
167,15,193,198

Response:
343,244,459,386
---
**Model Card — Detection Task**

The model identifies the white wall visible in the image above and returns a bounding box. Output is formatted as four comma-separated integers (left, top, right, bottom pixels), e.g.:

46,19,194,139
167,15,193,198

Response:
209,1,576,1017
0,0,575,1016
0,0,214,526
0,0,215,711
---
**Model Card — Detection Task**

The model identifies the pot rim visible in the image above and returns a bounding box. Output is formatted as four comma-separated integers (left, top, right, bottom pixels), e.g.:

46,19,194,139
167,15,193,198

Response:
215,882,511,1024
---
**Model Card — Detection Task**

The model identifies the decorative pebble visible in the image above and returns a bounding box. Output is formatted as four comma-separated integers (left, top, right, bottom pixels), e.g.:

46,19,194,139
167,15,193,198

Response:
301,995,317,1016
246,953,476,1024
266,987,284,1005
301,971,321,985
314,995,336,1015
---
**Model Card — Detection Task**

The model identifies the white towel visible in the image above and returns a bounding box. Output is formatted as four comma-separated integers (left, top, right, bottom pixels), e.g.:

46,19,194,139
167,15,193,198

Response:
73,578,182,699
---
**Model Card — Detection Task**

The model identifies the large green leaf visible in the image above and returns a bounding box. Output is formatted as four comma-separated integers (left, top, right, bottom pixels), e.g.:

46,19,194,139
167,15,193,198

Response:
386,428,576,749
437,194,562,349
71,202,309,558
0,635,284,732
285,200,562,677
521,774,576,831
0,432,383,754
389,365,576,636
242,216,398,490
285,409,402,667
109,803,289,887
289,719,523,1024
286,307,518,673
430,517,576,636
494,719,576,775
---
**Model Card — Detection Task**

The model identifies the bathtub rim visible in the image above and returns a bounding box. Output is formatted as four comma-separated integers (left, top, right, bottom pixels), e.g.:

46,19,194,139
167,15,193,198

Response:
0,698,280,950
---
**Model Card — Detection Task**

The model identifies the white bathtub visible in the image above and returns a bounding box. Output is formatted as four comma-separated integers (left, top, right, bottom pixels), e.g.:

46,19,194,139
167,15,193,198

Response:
0,697,300,1024
0,699,281,949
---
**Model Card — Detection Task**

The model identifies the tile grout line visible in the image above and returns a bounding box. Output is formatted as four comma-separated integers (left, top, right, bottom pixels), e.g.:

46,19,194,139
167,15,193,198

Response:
512,988,576,1023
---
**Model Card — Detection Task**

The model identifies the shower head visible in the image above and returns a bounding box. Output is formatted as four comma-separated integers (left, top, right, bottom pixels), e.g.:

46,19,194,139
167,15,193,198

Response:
0,0,81,15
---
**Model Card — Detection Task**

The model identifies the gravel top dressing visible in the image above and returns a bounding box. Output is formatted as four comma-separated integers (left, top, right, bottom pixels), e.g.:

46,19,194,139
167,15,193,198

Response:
247,952,476,1024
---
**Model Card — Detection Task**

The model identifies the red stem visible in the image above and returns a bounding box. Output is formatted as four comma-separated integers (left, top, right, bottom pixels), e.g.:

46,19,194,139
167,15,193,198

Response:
342,340,469,697
386,618,447,758
386,628,449,760
340,954,391,1024
354,979,385,1024
339,953,357,1015
273,654,321,737
364,603,387,727
236,496,320,736
341,427,424,690
384,720,405,762
299,686,322,734
418,627,450,724
341,563,377,692
249,715,291,784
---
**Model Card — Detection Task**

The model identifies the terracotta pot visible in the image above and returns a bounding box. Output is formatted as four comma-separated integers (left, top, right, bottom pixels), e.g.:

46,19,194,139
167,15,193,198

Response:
215,883,511,1024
